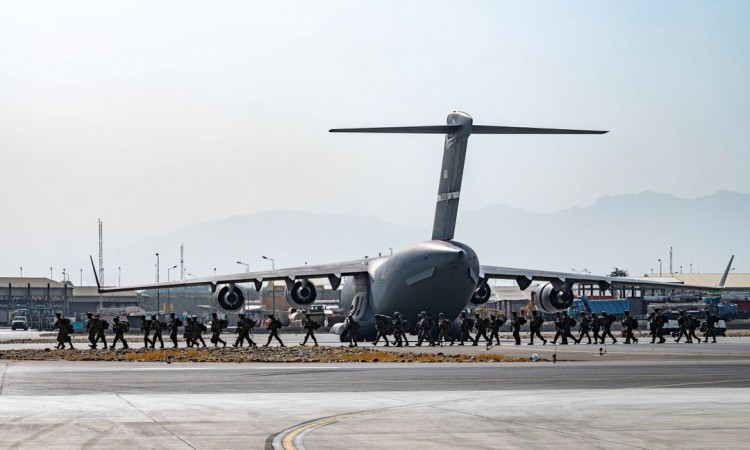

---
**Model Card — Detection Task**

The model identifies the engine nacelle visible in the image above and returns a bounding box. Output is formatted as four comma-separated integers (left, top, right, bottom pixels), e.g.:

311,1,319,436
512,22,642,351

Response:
213,284,245,313
470,281,491,305
287,280,317,306
535,282,574,313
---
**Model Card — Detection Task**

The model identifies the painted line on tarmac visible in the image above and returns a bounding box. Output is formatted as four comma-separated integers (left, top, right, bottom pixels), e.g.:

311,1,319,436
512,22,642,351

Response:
641,378,750,389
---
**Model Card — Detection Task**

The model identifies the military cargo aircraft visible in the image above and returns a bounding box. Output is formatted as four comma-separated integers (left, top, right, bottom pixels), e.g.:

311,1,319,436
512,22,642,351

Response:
94,112,747,340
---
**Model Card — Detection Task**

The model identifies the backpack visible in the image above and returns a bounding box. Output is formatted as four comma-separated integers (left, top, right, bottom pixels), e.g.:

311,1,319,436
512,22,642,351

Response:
630,317,639,329
274,318,282,328
518,317,527,326
175,318,183,328
569,317,577,327
123,322,130,332
467,318,475,330
312,321,321,329
220,319,228,329
200,323,207,332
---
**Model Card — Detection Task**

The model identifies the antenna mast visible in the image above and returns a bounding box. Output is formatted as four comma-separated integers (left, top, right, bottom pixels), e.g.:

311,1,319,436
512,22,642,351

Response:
98,219,104,286
180,243,185,280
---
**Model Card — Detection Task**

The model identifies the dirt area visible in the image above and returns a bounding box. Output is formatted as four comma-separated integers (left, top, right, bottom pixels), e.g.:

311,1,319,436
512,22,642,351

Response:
0,346,529,363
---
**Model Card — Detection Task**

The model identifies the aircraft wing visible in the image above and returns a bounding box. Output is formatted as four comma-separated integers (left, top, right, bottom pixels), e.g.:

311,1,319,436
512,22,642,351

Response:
479,265,748,292
93,258,369,294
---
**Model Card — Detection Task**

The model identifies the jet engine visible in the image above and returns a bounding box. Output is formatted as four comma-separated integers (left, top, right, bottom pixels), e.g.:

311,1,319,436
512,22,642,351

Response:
287,280,317,306
470,281,491,305
213,284,245,313
535,282,575,313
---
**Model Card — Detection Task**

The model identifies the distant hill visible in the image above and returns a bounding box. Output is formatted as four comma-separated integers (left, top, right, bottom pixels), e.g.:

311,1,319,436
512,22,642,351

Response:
109,191,750,284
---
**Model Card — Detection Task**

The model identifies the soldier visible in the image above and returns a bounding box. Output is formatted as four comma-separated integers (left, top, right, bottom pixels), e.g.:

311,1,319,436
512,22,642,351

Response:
168,312,182,348
209,312,227,347
703,308,718,343
675,310,691,343
510,311,522,345
345,313,359,347
687,313,701,343
392,312,410,347
111,316,129,349
489,314,504,346
528,310,546,345
94,314,109,349
551,312,563,344
558,311,577,345
54,312,74,349
264,314,285,347
301,312,319,346
437,313,454,346
182,316,198,348
653,308,666,344
648,310,659,344
151,315,165,348
591,313,602,344
458,312,473,345
372,314,391,347
576,312,592,344
472,313,490,346
417,312,435,347
193,315,208,348
234,313,257,347
622,310,638,344
600,311,618,344
140,315,154,348
86,312,98,349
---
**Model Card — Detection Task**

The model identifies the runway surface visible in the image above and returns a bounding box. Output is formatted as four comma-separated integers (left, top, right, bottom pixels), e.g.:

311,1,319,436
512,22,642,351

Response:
1,334,749,449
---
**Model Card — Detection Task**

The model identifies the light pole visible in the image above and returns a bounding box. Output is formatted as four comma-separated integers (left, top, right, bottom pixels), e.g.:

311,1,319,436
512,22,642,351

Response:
155,253,160,314
50,267,52,279
19,267,22,277
237,261,251,303
167,265,177,314
80,268,83,286
118,266,121,287
690,263,693,274
262,256,276,316
680,265,683,274
658,259,662,277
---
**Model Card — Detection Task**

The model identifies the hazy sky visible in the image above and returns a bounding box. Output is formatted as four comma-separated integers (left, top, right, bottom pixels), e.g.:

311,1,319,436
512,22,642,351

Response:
2,1,749,281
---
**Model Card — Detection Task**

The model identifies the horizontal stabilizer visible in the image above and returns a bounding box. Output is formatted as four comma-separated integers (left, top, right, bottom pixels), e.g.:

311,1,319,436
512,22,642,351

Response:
471,125,608,134
329,125,461,134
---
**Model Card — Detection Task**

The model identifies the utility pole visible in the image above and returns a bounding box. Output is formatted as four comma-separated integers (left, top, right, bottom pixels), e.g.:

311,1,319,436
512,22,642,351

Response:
669,246,673,275
156,253,160,314
180,243,185,280
98,218,104,287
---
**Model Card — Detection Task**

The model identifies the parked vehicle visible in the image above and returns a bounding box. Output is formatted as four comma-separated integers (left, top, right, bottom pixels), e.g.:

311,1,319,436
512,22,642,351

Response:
11,316,28,331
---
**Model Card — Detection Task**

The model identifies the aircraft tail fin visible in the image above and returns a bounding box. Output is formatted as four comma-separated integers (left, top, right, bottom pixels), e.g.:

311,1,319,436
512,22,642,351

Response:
717,255,735,288
330,112,608,241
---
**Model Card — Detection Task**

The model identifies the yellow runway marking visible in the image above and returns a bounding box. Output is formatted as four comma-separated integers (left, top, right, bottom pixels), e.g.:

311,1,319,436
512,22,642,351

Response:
280,418,338,450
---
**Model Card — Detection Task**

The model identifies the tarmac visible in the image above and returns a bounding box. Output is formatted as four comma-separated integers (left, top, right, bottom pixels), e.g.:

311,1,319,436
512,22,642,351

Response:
1,329,749,449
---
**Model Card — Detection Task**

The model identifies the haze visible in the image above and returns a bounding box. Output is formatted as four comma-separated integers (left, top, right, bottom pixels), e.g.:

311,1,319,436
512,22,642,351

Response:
1,1,749,282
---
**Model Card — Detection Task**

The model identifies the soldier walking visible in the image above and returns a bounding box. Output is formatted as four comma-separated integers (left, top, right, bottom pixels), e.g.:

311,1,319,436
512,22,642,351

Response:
591,313,602,344
600,311,618,344
551,312,563,344
528,310,546,345
372,314,391,346
301,312,319,346
559,311,577,345
193,316,208,347
703,308,718,343
472,313,491,346
54,312,74,349
392,312,410,347
86,312,97,349
264,314,285,347
458,312,473,345
675,310,691,343
345,313,359,347
437,313,454,346
168,312,182,348
576,312,592,344
416,312,436,346
649,308,666,344
234,313,257,347
210,312,227,347
687,314,701,343
622,311,638,344
94,314,108,349
510,311,522,345
489,314,504,346
151,315,165,348
111,316,129,349
140,315,154,348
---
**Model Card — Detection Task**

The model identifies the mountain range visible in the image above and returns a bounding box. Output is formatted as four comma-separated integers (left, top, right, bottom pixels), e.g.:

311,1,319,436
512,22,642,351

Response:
107,190,750,285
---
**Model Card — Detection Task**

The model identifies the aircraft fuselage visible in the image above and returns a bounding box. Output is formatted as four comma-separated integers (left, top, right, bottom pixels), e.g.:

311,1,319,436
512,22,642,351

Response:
337,239,479,339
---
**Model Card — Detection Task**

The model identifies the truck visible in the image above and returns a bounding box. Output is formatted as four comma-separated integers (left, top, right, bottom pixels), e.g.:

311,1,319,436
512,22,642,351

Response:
11,316,29,331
